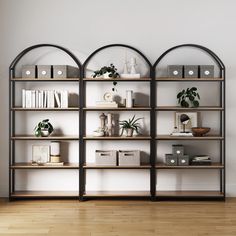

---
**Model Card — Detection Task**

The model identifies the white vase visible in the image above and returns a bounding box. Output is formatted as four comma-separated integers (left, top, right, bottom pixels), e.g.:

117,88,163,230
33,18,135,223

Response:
126,90,133,108
125,128,134,137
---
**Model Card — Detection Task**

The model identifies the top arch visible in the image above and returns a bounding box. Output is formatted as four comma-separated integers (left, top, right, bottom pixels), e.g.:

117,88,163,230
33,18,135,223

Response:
9,44,82,76
82,44,153,77
153,44,225,72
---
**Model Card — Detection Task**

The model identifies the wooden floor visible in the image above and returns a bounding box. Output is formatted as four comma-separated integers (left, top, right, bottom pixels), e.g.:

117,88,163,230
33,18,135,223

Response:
0,199,236,236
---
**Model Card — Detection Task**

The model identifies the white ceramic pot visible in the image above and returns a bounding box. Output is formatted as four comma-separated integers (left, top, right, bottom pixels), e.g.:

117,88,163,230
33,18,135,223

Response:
125,128,134,137
103,72,112,79
41,129,50,137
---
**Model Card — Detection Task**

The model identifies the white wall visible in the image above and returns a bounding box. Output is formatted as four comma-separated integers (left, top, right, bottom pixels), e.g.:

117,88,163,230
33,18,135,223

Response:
0,0,236,197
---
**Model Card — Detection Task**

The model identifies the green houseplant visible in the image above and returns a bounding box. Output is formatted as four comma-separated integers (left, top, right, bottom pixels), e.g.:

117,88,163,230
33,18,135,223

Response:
119,115,143,137
177,87,200,108
34,119,54,137
93,64,119,91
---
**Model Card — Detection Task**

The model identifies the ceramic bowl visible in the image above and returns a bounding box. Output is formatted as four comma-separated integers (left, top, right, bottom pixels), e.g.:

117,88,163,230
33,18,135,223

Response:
191,127,211,136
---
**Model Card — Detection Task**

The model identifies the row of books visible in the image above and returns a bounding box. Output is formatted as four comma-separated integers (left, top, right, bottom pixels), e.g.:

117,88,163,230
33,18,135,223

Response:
22,89,69,108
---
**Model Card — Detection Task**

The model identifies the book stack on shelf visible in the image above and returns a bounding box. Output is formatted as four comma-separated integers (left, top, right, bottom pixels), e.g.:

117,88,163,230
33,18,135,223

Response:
22,89,68,108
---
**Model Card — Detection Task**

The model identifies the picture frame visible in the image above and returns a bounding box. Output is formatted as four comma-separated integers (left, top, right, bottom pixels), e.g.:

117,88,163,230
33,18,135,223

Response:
32,145,50,164
175,112,199,132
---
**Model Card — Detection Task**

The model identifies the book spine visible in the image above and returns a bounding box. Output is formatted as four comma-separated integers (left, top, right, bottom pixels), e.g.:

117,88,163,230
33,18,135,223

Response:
54,91,61,108
35,90,39,108
22,89,26,108
25,90,31,108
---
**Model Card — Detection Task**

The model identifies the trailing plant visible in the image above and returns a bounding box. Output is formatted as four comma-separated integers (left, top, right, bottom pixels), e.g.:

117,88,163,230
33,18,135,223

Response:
177,87,200,108
92,64,120,92
119,115,143,134
34,119,54,137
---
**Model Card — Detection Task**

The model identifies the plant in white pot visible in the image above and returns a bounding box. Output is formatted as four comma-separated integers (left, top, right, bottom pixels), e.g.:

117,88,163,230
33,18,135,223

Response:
119,115,143,137
34,119,54,137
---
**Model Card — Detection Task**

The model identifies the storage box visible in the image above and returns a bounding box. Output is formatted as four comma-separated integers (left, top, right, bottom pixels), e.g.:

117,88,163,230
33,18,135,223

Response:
37,65,52,78
167,65,183,78
118,150,140,166
172,145,184,156
95,150,117,166
184,65,198,78
53,65,79,78
165,154,177,166
200,65,214,78
178,155,189,166
22,65,36,78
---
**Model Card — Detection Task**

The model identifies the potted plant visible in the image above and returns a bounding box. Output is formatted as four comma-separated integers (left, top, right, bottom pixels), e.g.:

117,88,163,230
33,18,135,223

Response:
177,87,200,108
34,119,54,137
119,115,143,137
93,64,119,91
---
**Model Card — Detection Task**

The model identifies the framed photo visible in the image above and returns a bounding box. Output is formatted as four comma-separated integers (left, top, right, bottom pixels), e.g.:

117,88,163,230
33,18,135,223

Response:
32,145,50,163
175,112,199,132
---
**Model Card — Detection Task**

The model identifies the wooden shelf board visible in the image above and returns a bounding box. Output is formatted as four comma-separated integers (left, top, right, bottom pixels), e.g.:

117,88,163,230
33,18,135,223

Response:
156,163,224,169
84,164,151,169
11,135,79,140
84,107,151,111
83,77,151,81
11,163,79,169
84,191,150,197
11,78,79,81
156,77,224,81
156,135,223,140
83,136,151,140
11,191,78,198
11,107,79,111
156,191,224,198
156,106,224,111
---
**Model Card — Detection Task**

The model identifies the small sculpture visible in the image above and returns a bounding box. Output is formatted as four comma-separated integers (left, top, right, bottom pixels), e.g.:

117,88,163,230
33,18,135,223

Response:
121,56,141,78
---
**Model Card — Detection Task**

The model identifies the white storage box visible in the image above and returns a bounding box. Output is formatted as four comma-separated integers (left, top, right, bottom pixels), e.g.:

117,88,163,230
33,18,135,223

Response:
95,150,117,166
118,150,140,166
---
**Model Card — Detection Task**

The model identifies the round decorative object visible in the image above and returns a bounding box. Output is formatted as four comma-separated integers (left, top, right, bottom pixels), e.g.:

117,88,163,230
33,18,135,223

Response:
173,70,178,75
103,92,113,102
191,127,211,137
42,70,47,75
26,70,31,75
205,70,210,75
57,70,63,75
41,129,50,137
189,70,194,75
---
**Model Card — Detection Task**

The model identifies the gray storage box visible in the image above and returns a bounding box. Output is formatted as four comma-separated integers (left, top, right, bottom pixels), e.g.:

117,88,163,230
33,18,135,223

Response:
168,65,183,78
178,155,189,166
118,150,140,166
200,65,214,78
184,65,198,78
53,65,79,78
165,154,178,166
22,65,36,78
95,150,117,166
172,145,184,156
37,65,52,78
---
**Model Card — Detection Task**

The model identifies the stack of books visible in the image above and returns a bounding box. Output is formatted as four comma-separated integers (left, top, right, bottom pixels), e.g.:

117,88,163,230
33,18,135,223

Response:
95,101,118,108
171,132,193,137
22,89,68,108
191,155,212,165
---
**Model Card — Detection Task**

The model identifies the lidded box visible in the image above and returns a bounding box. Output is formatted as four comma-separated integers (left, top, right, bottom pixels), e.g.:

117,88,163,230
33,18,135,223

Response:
165,154,177,166
172,145,184,156
53,65,79,78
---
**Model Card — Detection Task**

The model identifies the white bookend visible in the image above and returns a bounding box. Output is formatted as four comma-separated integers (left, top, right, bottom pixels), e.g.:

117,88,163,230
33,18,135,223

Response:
54,91,61,108
31,90,36,108
22,89,26,108
25,90,32,108
35,90,39,108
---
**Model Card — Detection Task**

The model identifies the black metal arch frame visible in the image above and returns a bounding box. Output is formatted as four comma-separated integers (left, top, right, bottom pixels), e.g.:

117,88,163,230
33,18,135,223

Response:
153,44,226,200
9,44,82,199
79,44,155,200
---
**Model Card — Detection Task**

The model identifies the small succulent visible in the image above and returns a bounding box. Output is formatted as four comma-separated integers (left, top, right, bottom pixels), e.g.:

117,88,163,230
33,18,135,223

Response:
34,119,53,137
177,87,200,108
92,64,120,92
119,115,143,134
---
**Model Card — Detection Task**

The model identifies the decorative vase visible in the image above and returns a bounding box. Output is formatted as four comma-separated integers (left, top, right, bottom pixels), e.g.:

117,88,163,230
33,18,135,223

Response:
125,128,134,137
126,90,133,108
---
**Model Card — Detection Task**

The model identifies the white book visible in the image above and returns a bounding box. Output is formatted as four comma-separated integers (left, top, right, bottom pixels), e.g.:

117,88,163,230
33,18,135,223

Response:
35,90,39,108
51,90,55,108
40,91,44,108
47,91,50,108
61,90,68,108
171,132,193,136
54,91,61,108
22,89,26,108
31,90,36,108
25,90,32,108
